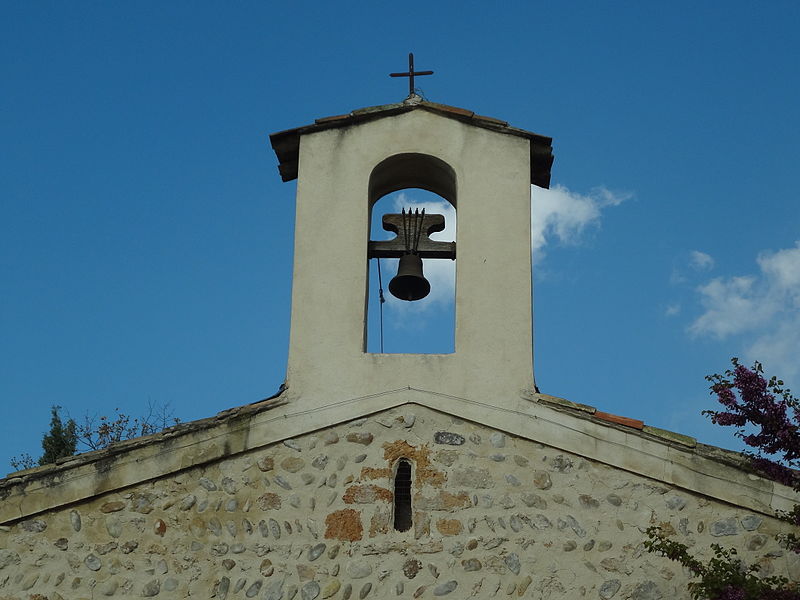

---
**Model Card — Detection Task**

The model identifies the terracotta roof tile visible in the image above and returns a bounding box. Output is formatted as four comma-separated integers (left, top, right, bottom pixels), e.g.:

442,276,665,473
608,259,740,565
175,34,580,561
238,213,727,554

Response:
269,99,554,188
315,114,350,124
423,101,474,118
535,393,706,448
474,114,509,127
594,411,645,430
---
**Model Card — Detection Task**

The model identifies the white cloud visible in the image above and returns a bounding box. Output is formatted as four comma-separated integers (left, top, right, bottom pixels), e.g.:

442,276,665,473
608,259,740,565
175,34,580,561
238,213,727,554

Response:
531,184,630,258
670,251,715,286
758,243,800,292
689,250,714,271
689,276,764,337
669,269,688,285
665,304,681,317
747,315,800,381
689,241,800,380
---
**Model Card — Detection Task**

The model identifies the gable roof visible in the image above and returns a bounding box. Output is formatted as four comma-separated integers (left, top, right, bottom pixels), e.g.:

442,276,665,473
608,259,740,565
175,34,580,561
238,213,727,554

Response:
269,96,555,189
2,387,796,526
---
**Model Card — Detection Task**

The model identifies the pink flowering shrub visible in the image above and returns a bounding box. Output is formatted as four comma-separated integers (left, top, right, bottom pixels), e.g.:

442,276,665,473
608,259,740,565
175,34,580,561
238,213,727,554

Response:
645,359,799,599
705,359,800,550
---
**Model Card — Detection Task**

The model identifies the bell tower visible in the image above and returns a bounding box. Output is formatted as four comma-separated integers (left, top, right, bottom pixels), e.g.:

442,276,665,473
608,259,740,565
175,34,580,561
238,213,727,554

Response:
270,95,553,404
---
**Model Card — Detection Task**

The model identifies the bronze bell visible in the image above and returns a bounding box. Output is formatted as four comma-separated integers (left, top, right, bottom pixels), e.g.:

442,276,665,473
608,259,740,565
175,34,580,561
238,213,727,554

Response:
389,254,430,301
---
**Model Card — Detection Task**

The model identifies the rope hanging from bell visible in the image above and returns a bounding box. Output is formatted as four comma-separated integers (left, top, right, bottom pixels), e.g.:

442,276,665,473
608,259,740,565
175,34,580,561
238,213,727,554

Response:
388,208,431,301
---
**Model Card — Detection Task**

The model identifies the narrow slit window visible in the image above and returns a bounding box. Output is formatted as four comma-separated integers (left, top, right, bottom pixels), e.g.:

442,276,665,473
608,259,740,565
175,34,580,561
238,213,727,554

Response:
393,458,413,532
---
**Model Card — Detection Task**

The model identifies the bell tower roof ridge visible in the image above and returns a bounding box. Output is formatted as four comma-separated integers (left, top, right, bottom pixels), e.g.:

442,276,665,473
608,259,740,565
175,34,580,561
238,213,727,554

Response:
269,99,555,188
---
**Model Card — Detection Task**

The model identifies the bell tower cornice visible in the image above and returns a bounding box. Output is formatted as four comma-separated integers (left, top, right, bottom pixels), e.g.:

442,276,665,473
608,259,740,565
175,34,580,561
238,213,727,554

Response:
270,100,554,188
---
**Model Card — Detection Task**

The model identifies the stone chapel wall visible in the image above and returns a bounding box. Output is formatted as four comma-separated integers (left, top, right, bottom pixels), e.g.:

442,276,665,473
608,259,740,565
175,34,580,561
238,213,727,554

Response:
1,405,797,599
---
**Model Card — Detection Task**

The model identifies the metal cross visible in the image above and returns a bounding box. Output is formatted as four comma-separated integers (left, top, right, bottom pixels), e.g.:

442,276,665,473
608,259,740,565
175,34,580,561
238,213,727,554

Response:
390,53,433,96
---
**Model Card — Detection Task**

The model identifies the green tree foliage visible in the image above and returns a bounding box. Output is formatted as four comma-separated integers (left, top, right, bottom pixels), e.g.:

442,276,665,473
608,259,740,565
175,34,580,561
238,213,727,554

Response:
10,405,77,470
645,531,798,599
39,405,78,465
10,401,179,471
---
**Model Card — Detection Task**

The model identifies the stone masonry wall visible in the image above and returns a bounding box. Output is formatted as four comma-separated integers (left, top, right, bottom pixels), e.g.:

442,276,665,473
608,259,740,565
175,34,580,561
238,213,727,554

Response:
1,405,797,599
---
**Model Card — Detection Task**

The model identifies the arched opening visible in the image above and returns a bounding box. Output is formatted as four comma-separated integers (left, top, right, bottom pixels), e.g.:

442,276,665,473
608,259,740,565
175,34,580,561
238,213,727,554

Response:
393,458,413,532
369,153,456,207
366,189,456,353
366,153,457,354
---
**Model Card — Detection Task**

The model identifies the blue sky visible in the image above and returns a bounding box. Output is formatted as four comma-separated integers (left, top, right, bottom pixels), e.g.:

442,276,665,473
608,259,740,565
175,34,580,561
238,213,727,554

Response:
3,2,799,469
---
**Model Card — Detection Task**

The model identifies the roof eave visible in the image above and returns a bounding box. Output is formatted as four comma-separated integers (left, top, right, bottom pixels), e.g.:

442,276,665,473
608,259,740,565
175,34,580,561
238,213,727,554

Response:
269,102,554,188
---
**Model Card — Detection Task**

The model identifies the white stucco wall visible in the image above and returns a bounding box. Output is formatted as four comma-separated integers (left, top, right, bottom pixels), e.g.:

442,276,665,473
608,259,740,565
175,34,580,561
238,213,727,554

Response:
286,110,535,402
